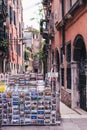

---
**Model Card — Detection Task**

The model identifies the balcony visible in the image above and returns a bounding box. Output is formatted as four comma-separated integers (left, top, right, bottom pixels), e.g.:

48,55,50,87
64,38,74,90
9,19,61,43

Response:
55,20,64,31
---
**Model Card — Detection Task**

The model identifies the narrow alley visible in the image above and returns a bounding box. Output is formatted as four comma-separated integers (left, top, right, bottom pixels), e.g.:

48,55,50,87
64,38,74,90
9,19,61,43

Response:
0,0,87,130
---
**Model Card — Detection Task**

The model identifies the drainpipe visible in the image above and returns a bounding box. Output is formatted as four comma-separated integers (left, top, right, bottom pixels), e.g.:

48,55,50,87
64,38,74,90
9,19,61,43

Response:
61,0,65,55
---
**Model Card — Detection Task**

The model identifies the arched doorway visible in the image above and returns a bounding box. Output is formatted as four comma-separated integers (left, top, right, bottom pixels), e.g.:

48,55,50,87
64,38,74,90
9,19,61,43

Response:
73,35,86,111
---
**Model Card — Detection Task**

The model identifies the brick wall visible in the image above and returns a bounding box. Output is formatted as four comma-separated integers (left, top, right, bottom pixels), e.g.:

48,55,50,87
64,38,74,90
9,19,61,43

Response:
61,88,71,108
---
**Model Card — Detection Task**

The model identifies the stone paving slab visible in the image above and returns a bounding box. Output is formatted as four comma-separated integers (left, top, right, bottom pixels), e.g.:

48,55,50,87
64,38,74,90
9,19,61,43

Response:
60,102,87,118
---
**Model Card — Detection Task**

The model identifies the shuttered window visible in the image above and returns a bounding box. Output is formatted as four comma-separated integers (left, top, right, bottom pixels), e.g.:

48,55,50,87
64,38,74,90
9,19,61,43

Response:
9,6,13,24
66,43,71,63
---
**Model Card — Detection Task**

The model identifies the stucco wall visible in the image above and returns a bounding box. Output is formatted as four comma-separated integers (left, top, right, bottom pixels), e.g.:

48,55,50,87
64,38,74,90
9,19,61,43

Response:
65,7,87,50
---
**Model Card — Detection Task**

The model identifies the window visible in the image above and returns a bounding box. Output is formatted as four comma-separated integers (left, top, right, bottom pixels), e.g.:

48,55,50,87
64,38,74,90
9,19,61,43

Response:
14,64,15,69
14,37,16,51
65,0,77,13
11,63,13,69
0,31,4,40
52,51,54,64
9,6,13,24
60,47,63,64
72,0,77,6
19,22,21,38
15,38,18,53
67,68,71,89
61,68,64,86
14,11,16,26
0,1,2,5
18,44,21,56
59,0,62,21
3,0,7,5
66,43,71,63
33,33,38,39
9,33,12,50
13,0,16,5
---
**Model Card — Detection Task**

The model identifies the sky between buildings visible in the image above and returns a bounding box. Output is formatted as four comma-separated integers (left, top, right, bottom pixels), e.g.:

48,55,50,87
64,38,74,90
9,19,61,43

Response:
22,0,42,30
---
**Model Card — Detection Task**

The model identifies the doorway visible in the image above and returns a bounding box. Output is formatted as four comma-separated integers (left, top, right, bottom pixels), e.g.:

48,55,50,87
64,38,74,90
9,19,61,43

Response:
73,35,86,111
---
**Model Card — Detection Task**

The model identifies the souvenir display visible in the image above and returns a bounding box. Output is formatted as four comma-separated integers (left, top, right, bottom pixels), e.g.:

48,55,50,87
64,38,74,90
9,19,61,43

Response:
0,73,58,125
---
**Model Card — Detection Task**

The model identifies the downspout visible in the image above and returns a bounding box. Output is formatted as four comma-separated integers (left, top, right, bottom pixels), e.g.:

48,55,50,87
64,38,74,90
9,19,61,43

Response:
61,0,65,55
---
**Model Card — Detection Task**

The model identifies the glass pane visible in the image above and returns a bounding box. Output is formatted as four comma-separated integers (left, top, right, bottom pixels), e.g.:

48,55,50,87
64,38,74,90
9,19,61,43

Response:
72,0,77,6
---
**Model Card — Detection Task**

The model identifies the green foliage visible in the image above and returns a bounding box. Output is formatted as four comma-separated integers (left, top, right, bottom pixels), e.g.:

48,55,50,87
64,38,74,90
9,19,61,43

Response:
0,40,8,48
38,49,45,62
25,64,28,68
33,54,38,59
24,50,29,60
29,28,39,33
33,40,46,62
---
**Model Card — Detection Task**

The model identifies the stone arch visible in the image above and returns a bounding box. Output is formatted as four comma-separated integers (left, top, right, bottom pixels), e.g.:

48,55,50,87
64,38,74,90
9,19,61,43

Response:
73,34,86,61
73,34,87,111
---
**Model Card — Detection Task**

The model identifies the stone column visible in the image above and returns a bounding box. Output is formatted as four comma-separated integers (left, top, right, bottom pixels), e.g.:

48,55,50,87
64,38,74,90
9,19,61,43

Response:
71,61,80,109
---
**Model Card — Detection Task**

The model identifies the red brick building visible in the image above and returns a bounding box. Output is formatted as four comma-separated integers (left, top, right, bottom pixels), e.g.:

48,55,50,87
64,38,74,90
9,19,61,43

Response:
7,0,23,73
41,0,87,111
